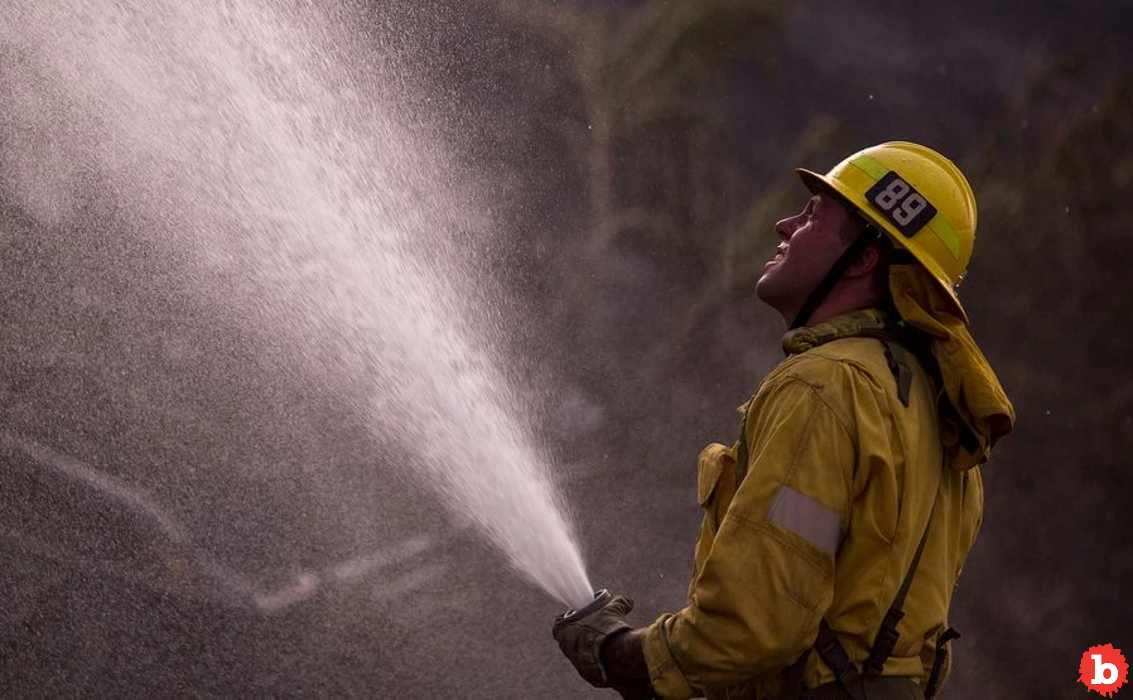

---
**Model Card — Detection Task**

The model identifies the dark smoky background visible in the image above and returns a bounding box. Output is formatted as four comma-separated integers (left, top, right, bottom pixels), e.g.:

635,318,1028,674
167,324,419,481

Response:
2,1,1131,698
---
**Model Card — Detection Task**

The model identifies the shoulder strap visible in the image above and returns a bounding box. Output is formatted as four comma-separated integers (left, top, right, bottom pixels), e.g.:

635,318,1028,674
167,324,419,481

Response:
807,327,951,687
882,338,913,407
813,492,939,691
887,328,983,455
818,462,943,685
861,490,938,675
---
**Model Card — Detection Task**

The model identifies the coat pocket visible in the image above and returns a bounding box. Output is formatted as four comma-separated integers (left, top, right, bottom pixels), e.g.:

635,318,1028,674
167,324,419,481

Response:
697,442,733,507
696,442,739,529
691,442,737,592
697,444,725,505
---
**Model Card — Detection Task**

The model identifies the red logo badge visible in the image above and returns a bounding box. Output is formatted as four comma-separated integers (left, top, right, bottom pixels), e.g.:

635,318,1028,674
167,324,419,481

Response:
1079,643,1128,697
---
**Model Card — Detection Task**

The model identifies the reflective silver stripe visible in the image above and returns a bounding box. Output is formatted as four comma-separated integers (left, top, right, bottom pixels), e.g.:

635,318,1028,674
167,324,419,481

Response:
767,485,843,556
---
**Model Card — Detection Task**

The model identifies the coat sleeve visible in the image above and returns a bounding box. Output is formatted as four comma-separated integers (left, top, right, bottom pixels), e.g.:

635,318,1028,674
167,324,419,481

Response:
643,371,863,698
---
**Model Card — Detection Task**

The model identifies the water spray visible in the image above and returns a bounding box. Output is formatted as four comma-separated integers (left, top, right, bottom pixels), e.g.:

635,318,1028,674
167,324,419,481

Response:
1,0,596,611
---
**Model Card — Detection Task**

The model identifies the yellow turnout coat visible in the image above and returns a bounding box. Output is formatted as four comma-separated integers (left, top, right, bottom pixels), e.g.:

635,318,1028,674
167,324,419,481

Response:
642,310,985,698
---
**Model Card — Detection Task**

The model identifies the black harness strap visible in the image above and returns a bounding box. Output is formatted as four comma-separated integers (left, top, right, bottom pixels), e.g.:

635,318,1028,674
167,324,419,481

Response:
782,648,813,700
882,339,913,408
811,333,943,698
813,487,939,698
813,620,864,699
863,494,938,676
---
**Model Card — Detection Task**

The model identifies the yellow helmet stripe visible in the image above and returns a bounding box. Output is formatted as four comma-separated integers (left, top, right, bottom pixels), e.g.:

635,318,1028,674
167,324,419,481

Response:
850,155,889,180
927,216,961,260
849,156,962,259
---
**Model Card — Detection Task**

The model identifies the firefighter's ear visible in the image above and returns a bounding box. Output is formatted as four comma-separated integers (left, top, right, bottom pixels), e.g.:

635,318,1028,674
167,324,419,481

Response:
844,242,882,278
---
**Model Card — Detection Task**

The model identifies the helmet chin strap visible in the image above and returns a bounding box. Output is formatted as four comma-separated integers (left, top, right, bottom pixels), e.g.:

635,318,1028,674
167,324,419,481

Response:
789,228,881,330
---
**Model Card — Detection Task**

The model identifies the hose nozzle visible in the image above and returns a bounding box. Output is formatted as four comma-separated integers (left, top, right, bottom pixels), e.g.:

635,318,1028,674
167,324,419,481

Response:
559,588,611,625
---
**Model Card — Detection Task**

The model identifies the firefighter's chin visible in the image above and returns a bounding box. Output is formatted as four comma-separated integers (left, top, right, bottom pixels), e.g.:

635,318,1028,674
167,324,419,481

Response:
755,255,793,313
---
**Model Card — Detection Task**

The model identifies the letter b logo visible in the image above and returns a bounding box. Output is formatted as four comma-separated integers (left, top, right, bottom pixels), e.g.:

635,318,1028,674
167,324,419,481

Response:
1079,643,1128,697
1093,654,1120,684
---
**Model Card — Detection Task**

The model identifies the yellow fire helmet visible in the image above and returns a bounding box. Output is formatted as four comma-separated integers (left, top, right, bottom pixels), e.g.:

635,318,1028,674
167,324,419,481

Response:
796,141,977,323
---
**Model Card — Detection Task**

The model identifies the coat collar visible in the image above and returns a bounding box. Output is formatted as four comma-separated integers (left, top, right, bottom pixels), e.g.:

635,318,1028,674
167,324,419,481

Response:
781,308,895,355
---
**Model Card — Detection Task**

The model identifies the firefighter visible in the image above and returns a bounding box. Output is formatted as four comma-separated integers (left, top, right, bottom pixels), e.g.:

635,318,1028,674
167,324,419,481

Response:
553,142,1015,699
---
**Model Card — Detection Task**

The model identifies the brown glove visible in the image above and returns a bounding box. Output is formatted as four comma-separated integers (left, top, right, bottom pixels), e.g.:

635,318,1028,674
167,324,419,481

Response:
552,593,634,688
602,629,655,699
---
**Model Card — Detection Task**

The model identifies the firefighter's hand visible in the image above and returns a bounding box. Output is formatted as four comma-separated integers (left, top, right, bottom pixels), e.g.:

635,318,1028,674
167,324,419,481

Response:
603,629,655,699
552,593,634,688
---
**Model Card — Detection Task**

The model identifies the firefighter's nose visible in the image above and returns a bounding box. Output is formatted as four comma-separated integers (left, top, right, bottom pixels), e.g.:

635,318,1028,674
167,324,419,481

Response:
774,215,798,241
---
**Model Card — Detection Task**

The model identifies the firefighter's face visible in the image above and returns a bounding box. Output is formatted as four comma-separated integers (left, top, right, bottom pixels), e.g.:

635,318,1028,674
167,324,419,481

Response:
756,193,860,320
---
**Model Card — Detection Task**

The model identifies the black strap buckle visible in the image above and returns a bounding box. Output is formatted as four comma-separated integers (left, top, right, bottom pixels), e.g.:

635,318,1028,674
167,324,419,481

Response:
863,608,905,676
815,621,861,688
924,627,961,699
